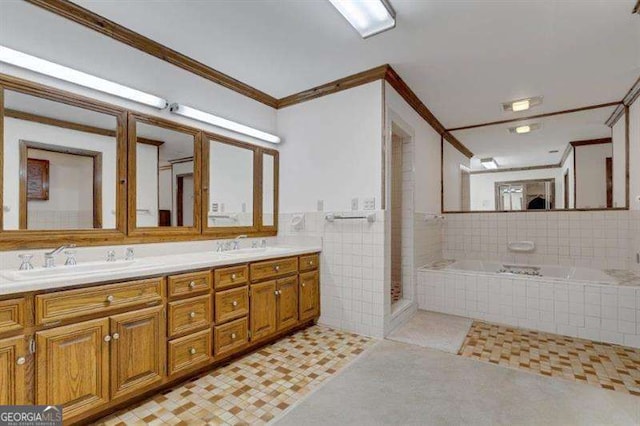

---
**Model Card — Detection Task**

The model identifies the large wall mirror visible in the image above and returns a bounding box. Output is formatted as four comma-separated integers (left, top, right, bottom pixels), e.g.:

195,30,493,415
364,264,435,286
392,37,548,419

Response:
442,104,628,212
128,113,201,236
1,78,126,244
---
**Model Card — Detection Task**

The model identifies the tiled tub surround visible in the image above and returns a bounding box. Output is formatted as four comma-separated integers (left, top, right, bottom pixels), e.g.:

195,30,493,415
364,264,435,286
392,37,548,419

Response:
443,210,635,270
417,263,640,348
279,211,386,338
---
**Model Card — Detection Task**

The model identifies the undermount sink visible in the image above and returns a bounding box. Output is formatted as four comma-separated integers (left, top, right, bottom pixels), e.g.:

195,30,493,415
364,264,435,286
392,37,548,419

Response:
0,259,155,282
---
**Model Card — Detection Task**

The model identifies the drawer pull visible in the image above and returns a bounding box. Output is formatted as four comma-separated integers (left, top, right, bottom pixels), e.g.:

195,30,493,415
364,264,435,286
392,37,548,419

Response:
112,333,120,340
231,333,237,339
105,295,115,303
189,311,196,319
189,281,197,289
189,347,197,355
231,273,237,280
301,282,306,287
274,290,280,296
274,265,280,272
104,335,112,342
232,300,238,307
309,260,314,265
16,356,25,366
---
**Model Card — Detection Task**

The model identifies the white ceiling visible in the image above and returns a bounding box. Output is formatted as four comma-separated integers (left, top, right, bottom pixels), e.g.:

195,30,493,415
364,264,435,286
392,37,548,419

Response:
72,0,640,128
452,106,616,169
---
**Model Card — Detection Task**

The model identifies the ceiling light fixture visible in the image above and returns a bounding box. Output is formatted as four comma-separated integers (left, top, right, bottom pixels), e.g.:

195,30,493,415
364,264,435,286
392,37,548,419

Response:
480,158,499,170
509,122,542,134
0,45,168,109
328,0,396,38
502,96,543,113
169,103,281,144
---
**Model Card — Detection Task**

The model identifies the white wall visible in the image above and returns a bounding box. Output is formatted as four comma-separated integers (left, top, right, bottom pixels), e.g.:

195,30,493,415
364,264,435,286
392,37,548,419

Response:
3,118,117,229
630,100,640,211
560,149,575,209
276,81,383,213
136,144,159,227
0,1,277,148
172,161,194,226
27,149,93,230
442,142,471,211
158,168,173,211
469,168,563,211
575,143,612,209
612,114,626,208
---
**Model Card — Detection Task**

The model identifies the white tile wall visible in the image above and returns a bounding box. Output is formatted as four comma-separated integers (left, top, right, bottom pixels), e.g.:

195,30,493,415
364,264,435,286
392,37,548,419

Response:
630,211,640,273
443,211,632,270
279,211,386,338
417,268,640,348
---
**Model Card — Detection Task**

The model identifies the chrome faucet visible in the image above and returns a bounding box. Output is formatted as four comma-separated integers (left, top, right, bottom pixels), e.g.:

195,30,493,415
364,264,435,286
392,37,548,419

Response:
44,244,76,268
106,250,116,262
125,247,135,261
232,235,247,250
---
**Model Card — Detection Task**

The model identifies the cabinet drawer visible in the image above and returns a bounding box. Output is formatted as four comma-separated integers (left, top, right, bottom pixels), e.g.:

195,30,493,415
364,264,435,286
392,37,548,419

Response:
214,317,248,357
35,278,164,325
214,287,248,324
168,329,212,376
168,271,212,299
250,257,298,282
168,295,212,338
0,298,25,334
214,265,248,290
299,254,319,272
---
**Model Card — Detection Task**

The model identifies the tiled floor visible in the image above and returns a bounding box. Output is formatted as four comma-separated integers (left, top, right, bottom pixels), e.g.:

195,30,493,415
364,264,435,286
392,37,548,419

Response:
459,321,640,396
94,326,374,426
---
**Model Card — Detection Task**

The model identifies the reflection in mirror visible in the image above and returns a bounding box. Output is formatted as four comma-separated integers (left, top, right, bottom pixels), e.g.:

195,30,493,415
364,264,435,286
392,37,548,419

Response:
135,122,195,227
208,140,253,228
443,105,626,212
262,152,275,227
2,90,118,230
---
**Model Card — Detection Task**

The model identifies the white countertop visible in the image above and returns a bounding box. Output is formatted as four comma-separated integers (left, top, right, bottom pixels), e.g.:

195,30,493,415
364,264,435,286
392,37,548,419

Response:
0,245,321,295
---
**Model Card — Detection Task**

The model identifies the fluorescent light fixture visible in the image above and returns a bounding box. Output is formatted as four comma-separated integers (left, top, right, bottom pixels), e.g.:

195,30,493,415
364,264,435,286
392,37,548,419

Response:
480,158,499,170
170,103,281,144
509,122,541,134
328,0,396,38
0,45,168,109
502,96,543,113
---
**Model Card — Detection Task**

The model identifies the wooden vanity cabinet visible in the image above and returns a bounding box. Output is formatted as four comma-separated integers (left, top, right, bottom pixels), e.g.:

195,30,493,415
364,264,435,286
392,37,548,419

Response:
249,281,277,341
299,270,320,321
0,335,27,405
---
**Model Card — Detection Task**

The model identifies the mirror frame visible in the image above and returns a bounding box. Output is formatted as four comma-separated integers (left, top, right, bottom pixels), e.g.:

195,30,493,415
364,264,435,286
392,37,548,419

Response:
259,148,279,234
440,103,630,214
0,74,128,249
202,133,278,237
127,112,203,238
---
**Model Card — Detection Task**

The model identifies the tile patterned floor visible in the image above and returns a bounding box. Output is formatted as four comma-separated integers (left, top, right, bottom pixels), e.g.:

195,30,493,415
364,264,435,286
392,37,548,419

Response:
459,321,640,396
94,326,374,426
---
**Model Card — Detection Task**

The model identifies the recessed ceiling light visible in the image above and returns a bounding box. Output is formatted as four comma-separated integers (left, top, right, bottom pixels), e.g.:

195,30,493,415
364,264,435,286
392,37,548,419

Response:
480,158,499,170
509,122,542,134
0,45,168,109
502,96,543,113
328,0,396,38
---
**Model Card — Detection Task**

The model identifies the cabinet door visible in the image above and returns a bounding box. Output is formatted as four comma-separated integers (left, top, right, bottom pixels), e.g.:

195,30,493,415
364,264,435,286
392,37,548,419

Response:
36,318,110,419
110,306,165,400
277,276,299,331
299,271,320,321
250,281,277,341
0,336,26,405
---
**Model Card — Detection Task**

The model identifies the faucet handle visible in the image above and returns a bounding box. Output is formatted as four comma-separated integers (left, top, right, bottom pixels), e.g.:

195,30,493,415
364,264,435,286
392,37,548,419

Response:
18,254,34,271
125,247,134,261
106,250,116,262
64,250,77,266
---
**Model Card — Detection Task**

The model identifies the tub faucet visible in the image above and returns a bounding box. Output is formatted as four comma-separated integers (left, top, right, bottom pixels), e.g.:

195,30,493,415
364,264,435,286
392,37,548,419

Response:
44,244,76,268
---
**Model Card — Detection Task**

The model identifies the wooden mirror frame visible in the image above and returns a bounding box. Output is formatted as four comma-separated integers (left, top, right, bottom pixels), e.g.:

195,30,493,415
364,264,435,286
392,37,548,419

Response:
202,133,278,238
127,112,203,238
259,148,279,234
0,74,127,250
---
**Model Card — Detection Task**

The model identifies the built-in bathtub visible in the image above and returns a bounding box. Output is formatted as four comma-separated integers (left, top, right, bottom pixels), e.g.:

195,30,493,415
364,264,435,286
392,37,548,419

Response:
417,259,640,348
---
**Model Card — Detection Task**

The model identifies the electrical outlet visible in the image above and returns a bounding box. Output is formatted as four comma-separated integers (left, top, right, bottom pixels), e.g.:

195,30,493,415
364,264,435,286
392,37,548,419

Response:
351,198,359,211
211,202,219,212
637,253,640,264
363,198,375,210
317,200,324,212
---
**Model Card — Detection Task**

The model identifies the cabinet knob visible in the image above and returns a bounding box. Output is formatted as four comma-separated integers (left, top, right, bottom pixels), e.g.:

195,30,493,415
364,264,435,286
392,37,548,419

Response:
274,265,280,272
231,273,237,280
310,260,314,265
104,335,112,342
112,333,120,340
189,281,196,289
231,333,237,339
189,347,197,355
106,295,115,303
232,300,238,307
16,356,25,366
189,311,196,319
301,282,306,287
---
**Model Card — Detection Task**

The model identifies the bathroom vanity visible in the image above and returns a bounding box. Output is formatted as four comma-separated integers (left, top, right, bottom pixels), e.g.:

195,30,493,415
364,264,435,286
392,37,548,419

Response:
0,247,320,424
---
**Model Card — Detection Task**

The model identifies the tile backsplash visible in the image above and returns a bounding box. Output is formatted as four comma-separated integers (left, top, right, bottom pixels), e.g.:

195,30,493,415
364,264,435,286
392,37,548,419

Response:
442,211,634,270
